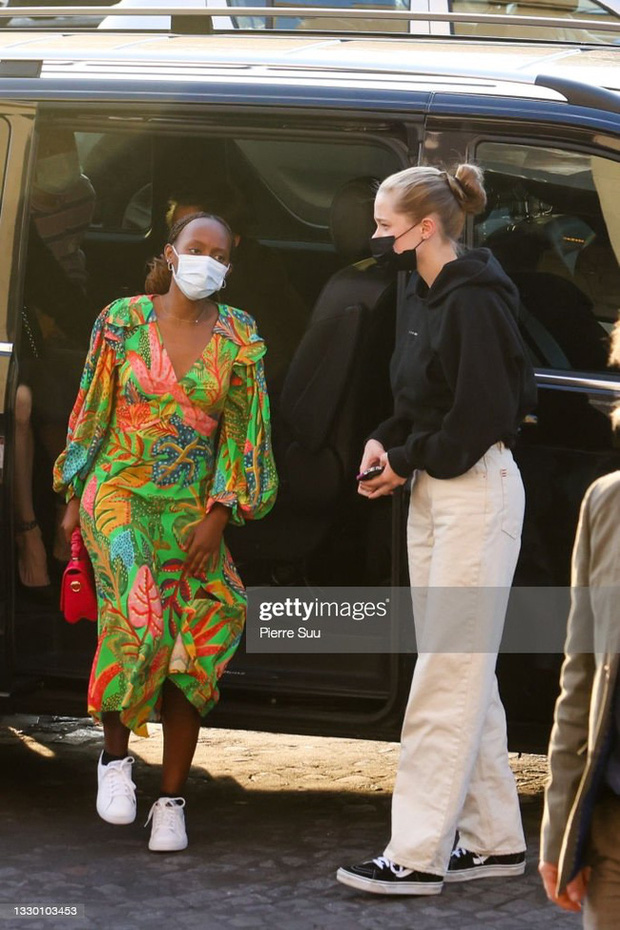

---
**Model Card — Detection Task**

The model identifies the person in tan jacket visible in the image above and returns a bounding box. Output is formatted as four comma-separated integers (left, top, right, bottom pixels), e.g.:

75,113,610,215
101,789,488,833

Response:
539,320,620,928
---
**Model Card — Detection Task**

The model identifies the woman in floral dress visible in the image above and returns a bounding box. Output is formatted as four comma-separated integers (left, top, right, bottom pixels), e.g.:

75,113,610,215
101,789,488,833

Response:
54,213,277,851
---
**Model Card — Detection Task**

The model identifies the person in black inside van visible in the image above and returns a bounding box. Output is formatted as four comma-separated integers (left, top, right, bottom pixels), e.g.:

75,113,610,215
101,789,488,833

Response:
165,183,308,392
337,164,537,896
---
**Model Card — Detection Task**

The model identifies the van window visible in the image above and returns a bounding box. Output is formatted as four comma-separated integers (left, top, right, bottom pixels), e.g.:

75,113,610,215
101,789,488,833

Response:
474,141,620,373
450,0,620,43
74,131,152,233
235,138,398,238
229,0,411,33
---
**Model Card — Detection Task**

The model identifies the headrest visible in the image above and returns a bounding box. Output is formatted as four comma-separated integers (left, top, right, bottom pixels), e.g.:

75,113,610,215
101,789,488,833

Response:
329,176,379,263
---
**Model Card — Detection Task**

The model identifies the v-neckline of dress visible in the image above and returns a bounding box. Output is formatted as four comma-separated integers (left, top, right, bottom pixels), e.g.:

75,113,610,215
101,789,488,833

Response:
148,297,226,384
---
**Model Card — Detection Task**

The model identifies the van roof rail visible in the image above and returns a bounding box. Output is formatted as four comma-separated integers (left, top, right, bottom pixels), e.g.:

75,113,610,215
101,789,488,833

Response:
1,6,619,39
536,75,620,114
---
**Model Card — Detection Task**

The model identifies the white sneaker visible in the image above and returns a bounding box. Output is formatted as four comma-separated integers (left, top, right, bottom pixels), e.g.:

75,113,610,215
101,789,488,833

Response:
96,752,137,825
146,797,188,852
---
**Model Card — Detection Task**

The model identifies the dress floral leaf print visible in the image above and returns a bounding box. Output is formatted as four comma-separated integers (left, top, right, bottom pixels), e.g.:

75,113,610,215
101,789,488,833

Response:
128,565,164,637
53,296,278,735
152,414,211,490
55,306,121,501
92,478,133,538
206,333,276,525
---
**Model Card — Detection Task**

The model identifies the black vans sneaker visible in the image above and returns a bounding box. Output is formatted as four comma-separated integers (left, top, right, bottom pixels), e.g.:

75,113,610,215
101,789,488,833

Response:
337,855,444,895
445,847,526,882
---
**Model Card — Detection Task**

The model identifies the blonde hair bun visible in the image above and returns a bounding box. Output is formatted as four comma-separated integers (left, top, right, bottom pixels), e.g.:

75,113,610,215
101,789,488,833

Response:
451,164,487,215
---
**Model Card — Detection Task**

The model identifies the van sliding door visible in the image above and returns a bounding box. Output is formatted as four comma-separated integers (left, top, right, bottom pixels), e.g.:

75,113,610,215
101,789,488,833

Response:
0,105,36,706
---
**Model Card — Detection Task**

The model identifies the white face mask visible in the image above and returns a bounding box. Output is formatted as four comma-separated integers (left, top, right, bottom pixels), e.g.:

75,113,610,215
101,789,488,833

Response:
171,246,228,301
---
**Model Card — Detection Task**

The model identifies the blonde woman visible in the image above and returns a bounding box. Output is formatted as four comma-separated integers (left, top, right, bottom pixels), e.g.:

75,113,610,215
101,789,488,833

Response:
337,165,537,895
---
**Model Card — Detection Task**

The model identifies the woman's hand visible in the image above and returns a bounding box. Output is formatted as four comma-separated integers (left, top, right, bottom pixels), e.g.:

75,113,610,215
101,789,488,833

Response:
357,439,385,480
61,497,81,541
357,439,387,497
539,861,590,912
184,504,231,577
359,452,407,499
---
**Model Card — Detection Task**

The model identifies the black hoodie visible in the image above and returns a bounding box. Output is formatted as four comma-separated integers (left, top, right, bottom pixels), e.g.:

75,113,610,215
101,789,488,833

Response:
371,248,537,480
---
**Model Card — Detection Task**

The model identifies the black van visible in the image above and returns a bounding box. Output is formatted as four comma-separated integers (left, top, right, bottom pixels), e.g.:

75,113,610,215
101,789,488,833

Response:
0,7,619,751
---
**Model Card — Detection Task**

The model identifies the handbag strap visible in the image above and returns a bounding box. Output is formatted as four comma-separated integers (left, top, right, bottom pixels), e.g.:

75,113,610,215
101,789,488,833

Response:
70,527,87,561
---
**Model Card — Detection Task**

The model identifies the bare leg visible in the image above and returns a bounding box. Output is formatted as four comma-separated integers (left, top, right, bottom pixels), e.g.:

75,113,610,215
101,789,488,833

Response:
160,679,201,795
14,384,50,587
101,711,131,757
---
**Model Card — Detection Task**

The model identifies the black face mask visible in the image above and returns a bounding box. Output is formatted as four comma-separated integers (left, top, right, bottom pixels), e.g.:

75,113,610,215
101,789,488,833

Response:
370,223,421,272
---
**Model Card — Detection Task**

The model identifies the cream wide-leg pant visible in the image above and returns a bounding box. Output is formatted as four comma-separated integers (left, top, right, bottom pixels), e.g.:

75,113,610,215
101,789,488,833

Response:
383,442,526,876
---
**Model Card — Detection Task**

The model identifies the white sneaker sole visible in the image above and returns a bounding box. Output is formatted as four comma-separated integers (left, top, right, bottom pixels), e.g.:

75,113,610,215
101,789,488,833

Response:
336,868,443,896
148,836,188,853
444,861,526,883
96,801,136,825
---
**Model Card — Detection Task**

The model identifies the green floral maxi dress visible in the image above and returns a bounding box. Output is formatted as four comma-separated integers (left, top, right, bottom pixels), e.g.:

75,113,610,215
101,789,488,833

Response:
54,295,278,736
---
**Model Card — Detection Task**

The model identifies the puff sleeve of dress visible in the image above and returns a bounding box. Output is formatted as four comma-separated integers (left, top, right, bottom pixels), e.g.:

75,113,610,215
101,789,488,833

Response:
53,303,121,501
206,318,278,525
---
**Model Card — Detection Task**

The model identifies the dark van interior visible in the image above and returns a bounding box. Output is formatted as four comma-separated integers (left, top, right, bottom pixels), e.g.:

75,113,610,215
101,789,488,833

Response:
10,116,620,744
12,117,406,732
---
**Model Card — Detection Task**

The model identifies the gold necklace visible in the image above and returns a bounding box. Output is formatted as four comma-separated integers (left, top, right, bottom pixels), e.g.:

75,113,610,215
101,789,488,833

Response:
158,303,209,325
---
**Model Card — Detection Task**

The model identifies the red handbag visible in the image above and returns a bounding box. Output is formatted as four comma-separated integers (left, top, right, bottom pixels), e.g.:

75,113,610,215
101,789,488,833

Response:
60,527,97,624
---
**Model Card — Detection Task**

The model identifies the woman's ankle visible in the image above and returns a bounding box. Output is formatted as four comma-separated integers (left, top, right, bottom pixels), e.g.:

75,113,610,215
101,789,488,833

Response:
101,749,130,765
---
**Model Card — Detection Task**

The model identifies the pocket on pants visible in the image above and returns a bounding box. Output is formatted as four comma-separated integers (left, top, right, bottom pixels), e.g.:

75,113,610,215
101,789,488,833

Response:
500,468,523,540
470,456,488,478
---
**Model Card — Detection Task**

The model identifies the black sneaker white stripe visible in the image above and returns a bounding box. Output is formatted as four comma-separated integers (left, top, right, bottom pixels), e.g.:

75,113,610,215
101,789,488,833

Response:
337,855,443,896
445,847,526,883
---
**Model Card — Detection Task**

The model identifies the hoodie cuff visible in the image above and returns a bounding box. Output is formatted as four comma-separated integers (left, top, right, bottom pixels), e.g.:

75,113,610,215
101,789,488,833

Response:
387,447,415,479
368,425,393,449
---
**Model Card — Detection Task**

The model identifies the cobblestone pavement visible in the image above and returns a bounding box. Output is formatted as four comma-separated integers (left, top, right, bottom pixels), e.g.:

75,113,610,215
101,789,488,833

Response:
0,717,581,930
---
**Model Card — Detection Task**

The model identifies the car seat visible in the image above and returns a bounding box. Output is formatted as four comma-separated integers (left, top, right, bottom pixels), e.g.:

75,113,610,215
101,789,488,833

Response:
226,176,397,567
486,224,609,371
573,232,620,329
511,271,609,371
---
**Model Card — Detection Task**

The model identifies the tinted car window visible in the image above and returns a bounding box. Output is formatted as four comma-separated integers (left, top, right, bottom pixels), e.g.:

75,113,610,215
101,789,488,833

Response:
451,0,620,42
475,141,620,372
75,131,152,233
229,0,411,32
234,138,399,238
